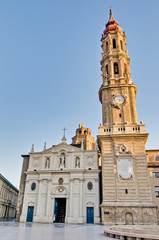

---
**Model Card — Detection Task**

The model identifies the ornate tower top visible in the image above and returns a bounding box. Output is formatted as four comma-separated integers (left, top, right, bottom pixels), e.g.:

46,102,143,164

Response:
98,10,147,136
103,9,122,36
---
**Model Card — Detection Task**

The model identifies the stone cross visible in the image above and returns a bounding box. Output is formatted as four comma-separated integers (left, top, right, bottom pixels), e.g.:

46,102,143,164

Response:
62,127,67,138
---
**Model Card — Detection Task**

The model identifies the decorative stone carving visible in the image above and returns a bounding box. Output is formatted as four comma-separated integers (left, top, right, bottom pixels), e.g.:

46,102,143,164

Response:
119,144,127,154
86,201,94,206
117,159,133,180
116,144,131,156
58,178,63,185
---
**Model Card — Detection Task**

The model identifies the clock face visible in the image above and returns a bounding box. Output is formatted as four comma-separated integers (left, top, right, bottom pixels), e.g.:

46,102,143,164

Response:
115,95,125,104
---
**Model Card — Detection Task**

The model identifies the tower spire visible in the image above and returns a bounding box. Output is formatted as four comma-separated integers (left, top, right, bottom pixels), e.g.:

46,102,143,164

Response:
103,9,122,36
109,8,115,22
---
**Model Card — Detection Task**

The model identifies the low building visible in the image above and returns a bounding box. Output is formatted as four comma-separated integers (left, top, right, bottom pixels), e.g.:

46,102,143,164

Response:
0,174,19,220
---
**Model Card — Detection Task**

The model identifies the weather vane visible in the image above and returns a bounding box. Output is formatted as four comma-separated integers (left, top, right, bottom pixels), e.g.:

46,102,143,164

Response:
62,127,67,138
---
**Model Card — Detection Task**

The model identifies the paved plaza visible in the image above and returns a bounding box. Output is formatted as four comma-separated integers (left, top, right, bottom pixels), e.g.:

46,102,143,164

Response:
0,221,113,240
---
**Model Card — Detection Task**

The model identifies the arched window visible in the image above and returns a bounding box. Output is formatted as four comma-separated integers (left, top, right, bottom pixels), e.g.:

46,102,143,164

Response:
113,39,116,48
120,40,123,50
114,62,119,74
75,157,80,168
84,130,87,135
106,41,108,52
106,64,108,74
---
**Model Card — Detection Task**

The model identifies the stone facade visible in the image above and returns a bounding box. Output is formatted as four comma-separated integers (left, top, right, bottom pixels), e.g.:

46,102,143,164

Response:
16,155,30,222
97,10,158,225
18,126,100,223
0,174,19,220
146,150,159,222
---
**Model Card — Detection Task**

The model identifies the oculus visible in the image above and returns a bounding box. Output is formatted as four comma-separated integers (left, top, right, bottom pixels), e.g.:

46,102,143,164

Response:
58,187,64,192
31,182,36,191
87,182,93,190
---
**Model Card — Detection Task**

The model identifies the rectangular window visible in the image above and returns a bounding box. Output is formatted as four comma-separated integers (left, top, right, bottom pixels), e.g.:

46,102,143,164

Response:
153,172,159,178
155,187,159,198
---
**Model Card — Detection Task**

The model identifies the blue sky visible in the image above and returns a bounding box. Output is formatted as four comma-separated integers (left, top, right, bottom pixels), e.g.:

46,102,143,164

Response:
0,0,159,187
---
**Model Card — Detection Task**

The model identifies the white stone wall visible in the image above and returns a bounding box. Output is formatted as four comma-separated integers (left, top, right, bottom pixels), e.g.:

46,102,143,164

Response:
20,141,100,223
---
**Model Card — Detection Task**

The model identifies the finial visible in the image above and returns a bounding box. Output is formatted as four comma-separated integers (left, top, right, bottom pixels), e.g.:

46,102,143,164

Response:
109,8,115,22
43,142,46,151
31,144,34,153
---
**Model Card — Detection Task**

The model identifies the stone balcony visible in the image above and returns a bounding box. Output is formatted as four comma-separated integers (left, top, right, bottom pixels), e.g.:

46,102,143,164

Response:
98,122,147,136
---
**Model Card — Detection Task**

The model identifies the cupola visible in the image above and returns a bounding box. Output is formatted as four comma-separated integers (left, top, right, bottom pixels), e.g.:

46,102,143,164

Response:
103,9,122,36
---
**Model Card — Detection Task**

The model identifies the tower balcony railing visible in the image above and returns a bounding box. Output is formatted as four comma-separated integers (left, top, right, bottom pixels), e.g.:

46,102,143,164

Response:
98,122,146,135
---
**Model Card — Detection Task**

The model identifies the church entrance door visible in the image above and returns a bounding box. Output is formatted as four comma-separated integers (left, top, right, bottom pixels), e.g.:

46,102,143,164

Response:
54,198,66,223
87,207,94,224
26,206,34,222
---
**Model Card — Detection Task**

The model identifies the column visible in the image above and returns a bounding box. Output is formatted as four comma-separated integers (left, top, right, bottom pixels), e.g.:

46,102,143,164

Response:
79,179,83,217
51,197,55,222
69,179,73,217
46,180,51,216
109,57,113,78
35,180,42,216
119,57,123,77
65,196,69,222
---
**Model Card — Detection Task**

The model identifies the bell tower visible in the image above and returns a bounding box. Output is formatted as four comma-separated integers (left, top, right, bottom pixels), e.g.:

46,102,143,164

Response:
99,9,138,127
98,10,157,225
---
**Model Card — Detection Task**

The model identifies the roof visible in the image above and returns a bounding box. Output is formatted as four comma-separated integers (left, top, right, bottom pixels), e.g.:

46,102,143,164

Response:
0,173,19,193
70,143,81,148
146,149,159,152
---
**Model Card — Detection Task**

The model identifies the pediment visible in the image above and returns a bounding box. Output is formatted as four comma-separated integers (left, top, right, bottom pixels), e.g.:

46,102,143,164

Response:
43,142,82,154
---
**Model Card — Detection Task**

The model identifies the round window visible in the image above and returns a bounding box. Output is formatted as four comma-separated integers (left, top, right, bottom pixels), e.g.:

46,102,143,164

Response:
31,182,36,191
87,182,93,190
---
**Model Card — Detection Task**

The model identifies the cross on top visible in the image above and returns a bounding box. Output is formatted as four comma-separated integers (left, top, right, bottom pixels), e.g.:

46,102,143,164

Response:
62,127,67,138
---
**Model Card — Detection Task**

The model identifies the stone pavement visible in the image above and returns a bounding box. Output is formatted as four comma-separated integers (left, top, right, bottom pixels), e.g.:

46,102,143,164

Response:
0,221,113,240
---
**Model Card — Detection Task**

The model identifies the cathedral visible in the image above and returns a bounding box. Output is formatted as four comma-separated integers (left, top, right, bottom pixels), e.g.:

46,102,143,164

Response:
16,124,100,224
16,10,159,225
